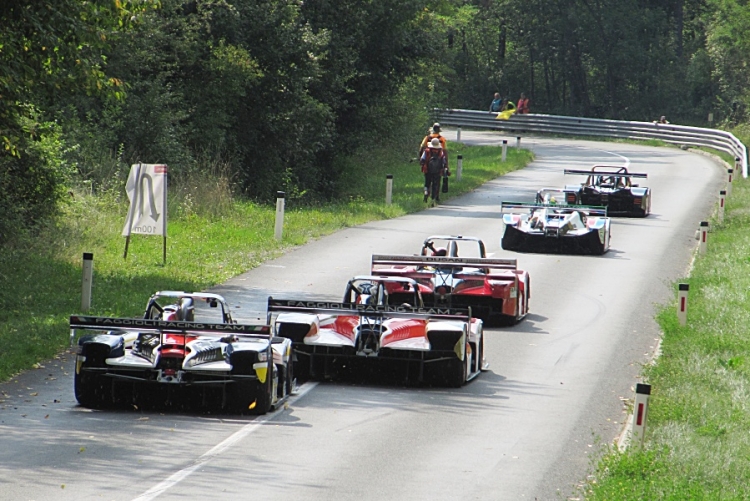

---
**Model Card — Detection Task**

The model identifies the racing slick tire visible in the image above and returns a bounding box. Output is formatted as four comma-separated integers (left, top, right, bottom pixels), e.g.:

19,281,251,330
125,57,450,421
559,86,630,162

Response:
74,371,113,409
445,355,468,388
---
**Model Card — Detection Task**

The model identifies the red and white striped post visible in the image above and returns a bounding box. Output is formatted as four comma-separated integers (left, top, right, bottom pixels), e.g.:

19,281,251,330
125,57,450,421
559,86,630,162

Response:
502,140,508,162
274,191,285,241
699,221,709,253
385,174,393,205
632,383,652,447
727,168,734,196
718,190,726,223
677,283,689,325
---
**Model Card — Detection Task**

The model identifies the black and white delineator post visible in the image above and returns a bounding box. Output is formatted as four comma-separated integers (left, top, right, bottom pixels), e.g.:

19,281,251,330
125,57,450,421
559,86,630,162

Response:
122,163,168,264
385,174,393,205
81,252,93,312
699,221,709,253
502,140,508,162
516,136,521,148
274,191,285,241
456,155,463,181
632,383,652,447
677,283,689,326
727,168,734,196
456,127,461,141
719,190,726,223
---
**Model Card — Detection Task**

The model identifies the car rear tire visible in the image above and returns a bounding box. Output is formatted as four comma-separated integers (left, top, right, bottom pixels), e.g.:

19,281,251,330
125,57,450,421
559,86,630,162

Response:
74,371,112,409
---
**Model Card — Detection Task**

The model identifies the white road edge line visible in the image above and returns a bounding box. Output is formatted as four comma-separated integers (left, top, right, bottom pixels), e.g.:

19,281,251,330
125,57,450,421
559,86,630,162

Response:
596,149,631,168
130,381,318,501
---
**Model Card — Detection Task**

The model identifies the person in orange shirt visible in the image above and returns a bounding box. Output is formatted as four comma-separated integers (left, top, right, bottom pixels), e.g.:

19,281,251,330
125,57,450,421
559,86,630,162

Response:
419,123,447,157
517,93,530,114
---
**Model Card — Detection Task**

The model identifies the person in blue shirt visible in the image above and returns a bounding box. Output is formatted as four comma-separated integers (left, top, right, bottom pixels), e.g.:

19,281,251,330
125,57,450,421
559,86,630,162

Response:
489,92,503,113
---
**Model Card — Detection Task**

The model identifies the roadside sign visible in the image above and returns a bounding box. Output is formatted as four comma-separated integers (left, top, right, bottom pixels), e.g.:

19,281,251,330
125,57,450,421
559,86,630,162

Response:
122,163,168,262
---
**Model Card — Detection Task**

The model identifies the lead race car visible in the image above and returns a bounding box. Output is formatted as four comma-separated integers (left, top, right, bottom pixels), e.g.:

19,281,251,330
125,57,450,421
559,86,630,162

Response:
501,193,611,255
70,291,293,414
267,275,485,387
370,235,530,325
550,165,651,217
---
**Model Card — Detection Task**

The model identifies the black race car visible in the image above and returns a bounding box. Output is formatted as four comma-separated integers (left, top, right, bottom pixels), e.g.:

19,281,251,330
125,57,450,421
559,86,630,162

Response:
543,165,651,217
70,291,293,414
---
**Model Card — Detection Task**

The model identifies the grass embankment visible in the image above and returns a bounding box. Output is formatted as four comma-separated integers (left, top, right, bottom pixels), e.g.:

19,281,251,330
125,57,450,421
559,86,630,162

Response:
0,142,533,381
585,147,750,498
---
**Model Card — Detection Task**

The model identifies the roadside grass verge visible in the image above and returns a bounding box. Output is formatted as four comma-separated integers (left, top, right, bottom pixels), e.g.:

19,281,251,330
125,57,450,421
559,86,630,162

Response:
0,142,533,381
584,173,750,499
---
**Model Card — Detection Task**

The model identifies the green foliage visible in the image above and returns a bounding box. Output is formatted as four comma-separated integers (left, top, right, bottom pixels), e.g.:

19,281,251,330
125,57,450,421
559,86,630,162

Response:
0,110,74,244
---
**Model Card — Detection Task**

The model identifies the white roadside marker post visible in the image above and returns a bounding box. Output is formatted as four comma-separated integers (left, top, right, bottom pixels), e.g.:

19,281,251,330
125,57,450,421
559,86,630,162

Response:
677,283,689,326
385,174,393,205
632,383,652,448
516,136,521,148
502,140,508,162
456,127,461,141
727,168,734,196
699,221,709,253
456,155,463,182
719,190,726,223
81,252,94,312
274,191,285,241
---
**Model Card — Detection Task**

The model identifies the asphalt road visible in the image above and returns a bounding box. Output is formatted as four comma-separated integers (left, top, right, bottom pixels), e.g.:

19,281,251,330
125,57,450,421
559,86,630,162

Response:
0,132,725,501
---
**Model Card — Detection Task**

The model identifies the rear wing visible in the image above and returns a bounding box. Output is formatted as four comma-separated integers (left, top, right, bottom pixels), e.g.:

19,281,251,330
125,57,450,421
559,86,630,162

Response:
371,254,517,271
267,298,471,322
564,168,647,178
501,201,608,217
69,315,271,346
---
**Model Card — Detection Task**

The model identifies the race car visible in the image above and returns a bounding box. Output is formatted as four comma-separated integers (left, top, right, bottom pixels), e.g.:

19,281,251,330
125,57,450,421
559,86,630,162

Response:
501,196,611,255
545,165,651,217
70,291,293,414
369,235,530,325
267,276,485,387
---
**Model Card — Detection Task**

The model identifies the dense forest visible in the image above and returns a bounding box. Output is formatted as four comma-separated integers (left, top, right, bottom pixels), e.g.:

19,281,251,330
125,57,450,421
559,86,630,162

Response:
2,0,749,243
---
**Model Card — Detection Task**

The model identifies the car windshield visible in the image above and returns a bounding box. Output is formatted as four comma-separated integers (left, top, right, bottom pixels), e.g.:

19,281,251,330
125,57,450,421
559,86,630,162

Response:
424,238,483,258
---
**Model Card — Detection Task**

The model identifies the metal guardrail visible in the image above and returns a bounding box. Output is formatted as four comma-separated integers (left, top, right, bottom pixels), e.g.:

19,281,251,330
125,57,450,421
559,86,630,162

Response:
434,109,748,177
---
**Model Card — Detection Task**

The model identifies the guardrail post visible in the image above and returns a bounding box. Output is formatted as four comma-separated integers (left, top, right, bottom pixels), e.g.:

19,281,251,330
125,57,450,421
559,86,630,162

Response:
456,127,461,141
456,155,463,181
677,283,689,325
516,136,521,148
502,140,508,162
727,168,734,196
699,221,709,253
81,252,93,312
632,383,652,448
719,190,726,223
385,174,393,205
274,191,285,241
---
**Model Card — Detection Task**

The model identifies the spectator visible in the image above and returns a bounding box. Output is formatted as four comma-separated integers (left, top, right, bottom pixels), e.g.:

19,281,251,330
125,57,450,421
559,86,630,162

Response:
658,116,669,124
517,93,530,114
419,123,447,158
502,98,516,112
420,138,448,204
490,92,503,113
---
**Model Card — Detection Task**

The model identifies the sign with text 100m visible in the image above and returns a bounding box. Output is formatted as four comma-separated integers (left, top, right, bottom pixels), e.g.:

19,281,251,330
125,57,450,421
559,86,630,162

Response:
121,164,168,237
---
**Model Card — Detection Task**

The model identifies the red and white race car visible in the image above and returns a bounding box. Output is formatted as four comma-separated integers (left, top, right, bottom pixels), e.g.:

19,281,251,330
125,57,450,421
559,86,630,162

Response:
267,275,486,387
370,235,530,325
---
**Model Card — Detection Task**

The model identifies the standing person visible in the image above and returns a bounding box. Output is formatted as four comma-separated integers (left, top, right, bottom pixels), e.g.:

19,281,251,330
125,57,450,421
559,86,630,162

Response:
420,138,448,204
419,122,447,157
489,92,503,113
517,93,530,114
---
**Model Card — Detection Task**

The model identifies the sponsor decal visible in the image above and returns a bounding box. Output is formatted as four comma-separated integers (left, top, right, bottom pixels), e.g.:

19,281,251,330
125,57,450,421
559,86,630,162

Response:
70,316,270,334
269,300,465,317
